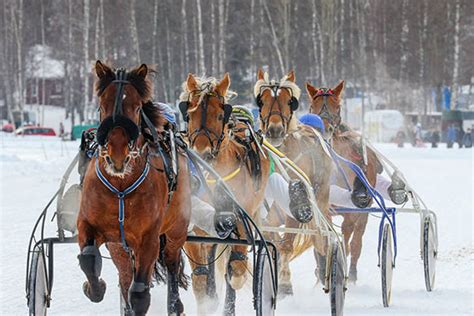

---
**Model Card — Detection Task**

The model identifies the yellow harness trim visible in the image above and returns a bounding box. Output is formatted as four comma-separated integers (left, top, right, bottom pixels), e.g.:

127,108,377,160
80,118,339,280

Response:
262,139,311,183
206,166,242,184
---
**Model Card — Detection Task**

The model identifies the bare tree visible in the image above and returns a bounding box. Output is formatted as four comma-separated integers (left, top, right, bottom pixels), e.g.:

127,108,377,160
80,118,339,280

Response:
261,0,285,76
451,0,461,109
196,0,206,75
83,0,89,123
218,0,226,74
129,0,140,64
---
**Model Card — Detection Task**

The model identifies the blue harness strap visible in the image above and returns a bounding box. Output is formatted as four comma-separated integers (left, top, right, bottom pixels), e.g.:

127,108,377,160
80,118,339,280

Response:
95,158,150,252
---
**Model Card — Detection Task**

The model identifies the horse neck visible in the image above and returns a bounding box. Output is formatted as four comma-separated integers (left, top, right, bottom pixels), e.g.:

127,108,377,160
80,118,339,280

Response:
287,115,298,132
213,133,244,174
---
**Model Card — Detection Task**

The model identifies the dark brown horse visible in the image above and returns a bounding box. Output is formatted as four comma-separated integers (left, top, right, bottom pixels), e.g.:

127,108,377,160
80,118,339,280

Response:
77,61,191,315
306,80,381,282
179,73,271,314
254,69,333,294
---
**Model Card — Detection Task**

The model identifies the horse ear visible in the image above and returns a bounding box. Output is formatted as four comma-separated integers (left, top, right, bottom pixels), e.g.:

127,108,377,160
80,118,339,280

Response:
216,72,231,97
257,68,265,80
186,73,198,92
287,70,295,82
135,64,148,79
306,82,318,99
333,80,345,97
95,60,112,79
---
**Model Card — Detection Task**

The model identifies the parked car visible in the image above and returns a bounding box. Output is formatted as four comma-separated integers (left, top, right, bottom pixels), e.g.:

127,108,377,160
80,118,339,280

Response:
15,126,56,136
2,122,14,133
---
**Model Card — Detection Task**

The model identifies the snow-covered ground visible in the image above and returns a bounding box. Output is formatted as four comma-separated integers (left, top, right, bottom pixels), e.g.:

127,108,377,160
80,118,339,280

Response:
0,134,473,315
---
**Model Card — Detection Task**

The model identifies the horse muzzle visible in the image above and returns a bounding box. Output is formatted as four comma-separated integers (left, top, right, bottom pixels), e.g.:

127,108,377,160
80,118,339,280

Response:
96,114,139,146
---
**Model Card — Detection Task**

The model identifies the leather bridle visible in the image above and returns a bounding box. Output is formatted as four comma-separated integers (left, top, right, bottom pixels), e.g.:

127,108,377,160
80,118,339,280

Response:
179,91,232,159
256,85,299,134
309,88,342,133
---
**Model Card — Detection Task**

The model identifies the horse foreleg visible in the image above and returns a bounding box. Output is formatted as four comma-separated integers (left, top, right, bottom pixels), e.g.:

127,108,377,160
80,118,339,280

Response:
278,216,299,297
108,243,134,315
227,244,248,290
164,238,188,316
129,237,160,316
77,218,107,303
184,241,217,315
348,213,369,283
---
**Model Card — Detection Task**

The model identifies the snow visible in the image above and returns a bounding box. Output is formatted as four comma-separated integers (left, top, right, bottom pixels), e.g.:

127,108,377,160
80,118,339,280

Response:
26,45,65,79
0,134,473,315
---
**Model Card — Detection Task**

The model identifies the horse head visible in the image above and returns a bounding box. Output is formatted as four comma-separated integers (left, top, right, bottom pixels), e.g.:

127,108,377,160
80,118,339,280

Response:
179,73,233,161
95,60,153,177
306,80,344,138
254,69,300,147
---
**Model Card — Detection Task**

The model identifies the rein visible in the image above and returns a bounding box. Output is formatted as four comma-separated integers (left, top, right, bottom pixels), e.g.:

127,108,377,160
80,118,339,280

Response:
95,157,150,252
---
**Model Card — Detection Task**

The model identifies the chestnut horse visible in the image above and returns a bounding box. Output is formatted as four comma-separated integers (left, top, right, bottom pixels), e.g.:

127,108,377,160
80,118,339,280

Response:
254,69,333,295
179,73,270,314
77,61,191,315
306,80,381,282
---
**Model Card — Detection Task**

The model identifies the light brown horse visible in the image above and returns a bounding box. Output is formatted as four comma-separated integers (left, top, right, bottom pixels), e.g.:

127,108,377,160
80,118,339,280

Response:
306,80,381,282
77,61,191,315
254,69,333,295
179,73,271,315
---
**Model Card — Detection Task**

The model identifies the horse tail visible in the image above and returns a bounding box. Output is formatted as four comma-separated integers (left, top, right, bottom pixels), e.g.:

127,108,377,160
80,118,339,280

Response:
289,222,315,261
153,235,190,290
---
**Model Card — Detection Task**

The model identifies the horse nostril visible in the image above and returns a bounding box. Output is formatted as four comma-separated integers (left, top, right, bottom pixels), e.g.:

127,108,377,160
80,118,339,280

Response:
105,156,112,165
124,156,131,164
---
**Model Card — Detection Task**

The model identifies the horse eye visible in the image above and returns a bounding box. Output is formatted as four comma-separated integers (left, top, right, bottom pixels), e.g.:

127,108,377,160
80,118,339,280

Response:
217,113,224,121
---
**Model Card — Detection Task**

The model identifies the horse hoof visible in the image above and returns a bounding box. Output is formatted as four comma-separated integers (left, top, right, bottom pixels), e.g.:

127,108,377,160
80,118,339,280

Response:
83,279,106,303
278,283,294,298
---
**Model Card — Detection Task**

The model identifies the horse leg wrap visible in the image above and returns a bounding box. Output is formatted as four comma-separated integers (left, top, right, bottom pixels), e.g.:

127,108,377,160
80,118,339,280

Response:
288,179,313,223
167,271,184,315
78,245,106,302
213,184,237,239
129,281,151,316
78,245,102,277
351,177,372,208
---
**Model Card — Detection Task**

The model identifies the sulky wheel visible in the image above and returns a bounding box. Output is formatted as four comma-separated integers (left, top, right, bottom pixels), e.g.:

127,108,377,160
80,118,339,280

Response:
329,240,346,316
28,245,49,316
381,223,394,308
254,246,276,316
423,216,437,292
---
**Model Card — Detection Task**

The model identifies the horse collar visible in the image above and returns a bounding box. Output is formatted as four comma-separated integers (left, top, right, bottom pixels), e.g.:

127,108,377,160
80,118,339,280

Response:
95,158,150,252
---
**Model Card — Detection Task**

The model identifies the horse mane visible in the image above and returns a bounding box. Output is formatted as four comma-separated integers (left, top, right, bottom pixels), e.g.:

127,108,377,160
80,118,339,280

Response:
253,72,301,100
95,65,155,102
142,101,167,128
179,75,237,104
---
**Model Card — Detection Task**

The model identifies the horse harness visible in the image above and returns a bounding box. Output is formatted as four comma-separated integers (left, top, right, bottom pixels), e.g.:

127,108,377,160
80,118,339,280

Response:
90,68,182,252
179,89,232,159
255,84,299,133
309,87,342,133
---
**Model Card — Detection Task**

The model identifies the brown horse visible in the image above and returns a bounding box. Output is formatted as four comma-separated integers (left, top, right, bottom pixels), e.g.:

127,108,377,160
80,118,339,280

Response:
306,80,381,282
254,69,333,294
77,61,191,315
179,73,271,314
